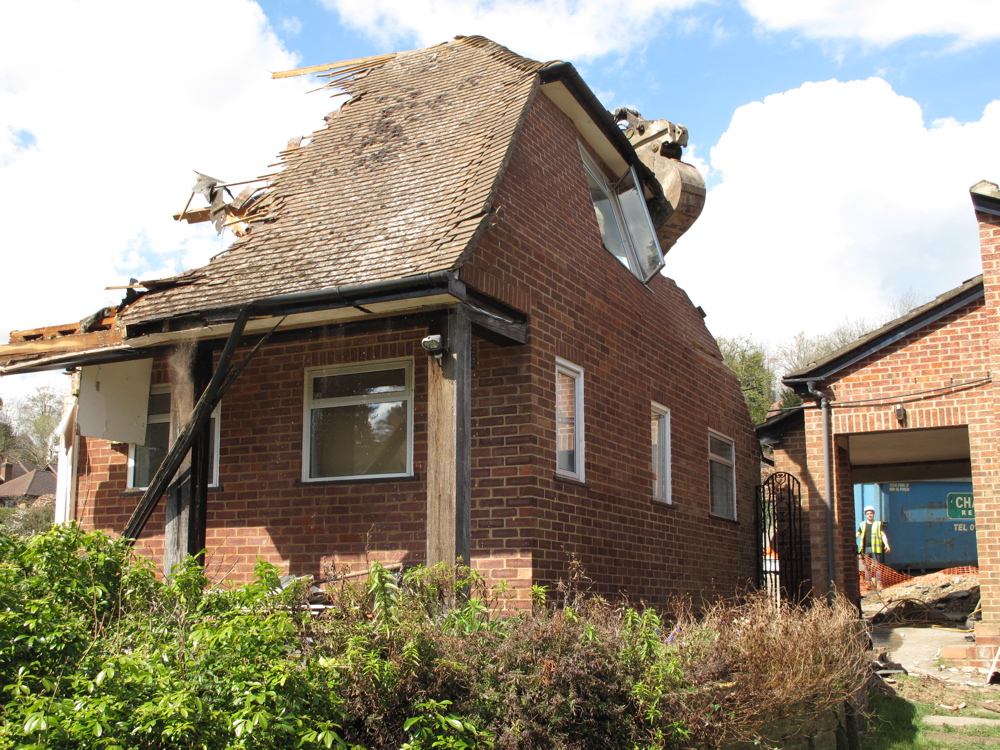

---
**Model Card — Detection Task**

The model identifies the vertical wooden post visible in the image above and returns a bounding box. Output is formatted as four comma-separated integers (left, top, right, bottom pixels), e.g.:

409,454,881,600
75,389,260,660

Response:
164,346,212,575
426,309,472,568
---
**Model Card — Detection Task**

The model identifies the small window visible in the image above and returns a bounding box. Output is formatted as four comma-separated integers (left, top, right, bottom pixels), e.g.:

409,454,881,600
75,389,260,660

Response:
303,360,413,481
651,403,671,503
709,431,736,519
580,145,665,282
555,358,585,481
128,387,220,489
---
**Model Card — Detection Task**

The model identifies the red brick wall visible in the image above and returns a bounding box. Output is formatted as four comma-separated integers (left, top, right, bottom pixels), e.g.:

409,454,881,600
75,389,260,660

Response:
73,93,759,610
462,92,759,607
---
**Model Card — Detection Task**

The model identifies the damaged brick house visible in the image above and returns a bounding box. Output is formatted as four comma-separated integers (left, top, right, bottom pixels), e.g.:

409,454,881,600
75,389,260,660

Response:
0,37,757,607
757,180,1000,644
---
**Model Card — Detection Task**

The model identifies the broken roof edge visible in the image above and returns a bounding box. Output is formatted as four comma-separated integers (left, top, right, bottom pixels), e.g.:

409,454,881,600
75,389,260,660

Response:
1,271,468,375
782,274,985,392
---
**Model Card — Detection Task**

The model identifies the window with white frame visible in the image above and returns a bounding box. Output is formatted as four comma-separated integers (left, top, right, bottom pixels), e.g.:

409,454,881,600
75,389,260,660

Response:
580,145,665,283
555,358,585,481
651,403,671,503
709,431,736,519
128,386,220,489
303,359,413,481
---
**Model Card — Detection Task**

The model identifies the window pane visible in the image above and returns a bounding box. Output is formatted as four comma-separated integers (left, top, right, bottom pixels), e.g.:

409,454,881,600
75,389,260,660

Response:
617,172,663,279
208,415,218,485
556,371,577,473
651,414,663,497
148,392,171,416
710,459,735,517
134,421,170,488
313,368,406,400
585,172,630,269
709,436,733,461
310,401,407,478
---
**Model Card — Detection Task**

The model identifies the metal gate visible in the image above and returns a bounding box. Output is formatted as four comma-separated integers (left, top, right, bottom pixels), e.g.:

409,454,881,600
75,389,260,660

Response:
756,472,807,604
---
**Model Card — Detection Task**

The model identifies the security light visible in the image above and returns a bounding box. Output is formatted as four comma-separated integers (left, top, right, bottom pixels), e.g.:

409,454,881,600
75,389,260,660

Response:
421,334,445,358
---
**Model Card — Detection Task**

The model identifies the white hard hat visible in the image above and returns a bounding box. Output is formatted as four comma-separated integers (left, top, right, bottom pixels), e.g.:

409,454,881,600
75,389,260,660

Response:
864,506,875,512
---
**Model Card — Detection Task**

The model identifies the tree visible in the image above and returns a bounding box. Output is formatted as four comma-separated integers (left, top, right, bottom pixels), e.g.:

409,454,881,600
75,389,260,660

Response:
772,291,929,409
3,385,66,466
0,398,16,462
717,336,777,425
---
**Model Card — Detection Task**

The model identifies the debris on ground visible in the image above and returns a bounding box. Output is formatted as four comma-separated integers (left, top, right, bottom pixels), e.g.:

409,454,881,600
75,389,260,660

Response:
863,570,979,625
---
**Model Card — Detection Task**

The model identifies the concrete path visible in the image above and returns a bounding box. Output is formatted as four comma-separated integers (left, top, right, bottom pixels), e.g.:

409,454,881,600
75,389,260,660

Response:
872,624,980,682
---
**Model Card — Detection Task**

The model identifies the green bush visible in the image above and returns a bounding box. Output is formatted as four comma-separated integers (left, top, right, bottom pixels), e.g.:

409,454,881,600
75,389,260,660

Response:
0,528,868,749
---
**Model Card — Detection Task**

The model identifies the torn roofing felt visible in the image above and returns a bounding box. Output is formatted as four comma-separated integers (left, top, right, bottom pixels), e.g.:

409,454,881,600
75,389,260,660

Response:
120,36,551,329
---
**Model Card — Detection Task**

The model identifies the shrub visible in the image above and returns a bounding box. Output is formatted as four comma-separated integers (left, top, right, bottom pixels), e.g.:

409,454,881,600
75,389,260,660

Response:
0,531,868,749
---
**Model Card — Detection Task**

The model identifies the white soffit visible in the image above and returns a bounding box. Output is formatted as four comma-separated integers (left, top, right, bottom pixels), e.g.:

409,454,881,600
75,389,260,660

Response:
540,81,628,178
78,359,153,444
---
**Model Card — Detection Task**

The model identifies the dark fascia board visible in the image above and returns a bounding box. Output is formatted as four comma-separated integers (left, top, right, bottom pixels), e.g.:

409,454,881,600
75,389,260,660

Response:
538,63,649,178
783,277,985,396
972,189,1000,217
3,272,460,375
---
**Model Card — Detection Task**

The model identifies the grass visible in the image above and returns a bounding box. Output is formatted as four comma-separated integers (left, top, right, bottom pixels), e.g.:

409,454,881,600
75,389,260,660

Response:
862,675,1000,749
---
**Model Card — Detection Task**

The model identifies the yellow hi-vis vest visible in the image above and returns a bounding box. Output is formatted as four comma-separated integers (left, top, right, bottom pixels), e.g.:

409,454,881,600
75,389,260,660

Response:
858,520,885,554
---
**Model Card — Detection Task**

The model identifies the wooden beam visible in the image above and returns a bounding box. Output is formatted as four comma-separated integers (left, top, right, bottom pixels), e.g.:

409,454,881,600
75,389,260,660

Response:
173,207,211,224
271,53,398,79
10,315,117,343
1,329,121,356
426,311,472,568
163,345,212,574
458,303,527,346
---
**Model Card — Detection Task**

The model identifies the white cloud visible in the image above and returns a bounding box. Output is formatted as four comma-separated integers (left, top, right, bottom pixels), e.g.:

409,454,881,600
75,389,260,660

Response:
0,0,337,342
742,0,1000,47
668,78,1000,346
281,16,303,36
320,0,707,60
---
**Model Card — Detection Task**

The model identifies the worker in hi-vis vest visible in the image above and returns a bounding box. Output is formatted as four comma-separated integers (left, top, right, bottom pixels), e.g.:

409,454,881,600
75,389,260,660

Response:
857,505,891,588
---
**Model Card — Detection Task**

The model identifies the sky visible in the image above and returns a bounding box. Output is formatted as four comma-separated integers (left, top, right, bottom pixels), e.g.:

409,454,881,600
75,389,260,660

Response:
2,0,1000,401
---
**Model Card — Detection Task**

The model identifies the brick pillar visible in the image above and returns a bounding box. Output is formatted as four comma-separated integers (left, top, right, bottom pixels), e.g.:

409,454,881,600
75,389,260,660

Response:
972,181,1000,632
801,405,833,596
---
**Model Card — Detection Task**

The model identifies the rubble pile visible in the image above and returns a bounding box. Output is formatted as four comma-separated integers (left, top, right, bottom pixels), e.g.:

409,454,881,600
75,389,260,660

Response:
863,571,980,625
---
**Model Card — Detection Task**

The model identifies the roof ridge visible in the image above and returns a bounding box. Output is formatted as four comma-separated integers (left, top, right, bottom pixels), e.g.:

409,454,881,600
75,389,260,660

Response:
452,35,555,72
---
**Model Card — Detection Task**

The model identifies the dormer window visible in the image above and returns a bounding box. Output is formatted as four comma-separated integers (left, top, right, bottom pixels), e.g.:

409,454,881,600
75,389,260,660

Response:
580,145,664,282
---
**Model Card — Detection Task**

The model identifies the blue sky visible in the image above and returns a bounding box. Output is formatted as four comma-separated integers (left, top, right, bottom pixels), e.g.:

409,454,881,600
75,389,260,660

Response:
2,0,1000,399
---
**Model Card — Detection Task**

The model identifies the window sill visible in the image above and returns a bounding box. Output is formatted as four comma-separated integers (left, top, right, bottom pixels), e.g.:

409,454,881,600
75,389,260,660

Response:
295,474,420,487
119,485,223,498
554,473,590,488
708,511,739,524
651,497,673,507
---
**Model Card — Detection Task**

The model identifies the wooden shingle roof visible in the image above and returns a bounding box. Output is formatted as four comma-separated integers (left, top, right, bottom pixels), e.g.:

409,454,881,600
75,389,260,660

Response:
121,36,548,327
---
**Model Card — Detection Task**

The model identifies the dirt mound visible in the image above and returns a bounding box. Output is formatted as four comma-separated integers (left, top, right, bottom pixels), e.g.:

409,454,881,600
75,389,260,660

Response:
863,570,980,625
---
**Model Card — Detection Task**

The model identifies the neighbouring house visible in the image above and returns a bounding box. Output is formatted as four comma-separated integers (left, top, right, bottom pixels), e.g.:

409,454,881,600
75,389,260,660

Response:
0,37,757,608
757,179,1000,656
0,463,57,507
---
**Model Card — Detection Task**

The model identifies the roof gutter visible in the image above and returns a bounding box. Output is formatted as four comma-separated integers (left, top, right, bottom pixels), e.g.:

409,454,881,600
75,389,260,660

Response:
3,271,460,375
783,280,984,393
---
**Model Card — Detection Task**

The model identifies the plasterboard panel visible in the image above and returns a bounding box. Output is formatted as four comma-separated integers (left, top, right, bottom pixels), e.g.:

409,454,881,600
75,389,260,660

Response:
78,359,152,444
